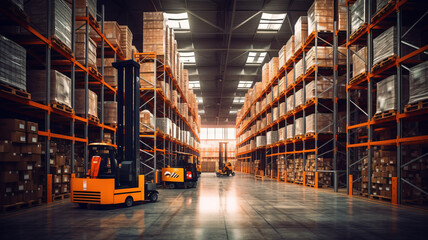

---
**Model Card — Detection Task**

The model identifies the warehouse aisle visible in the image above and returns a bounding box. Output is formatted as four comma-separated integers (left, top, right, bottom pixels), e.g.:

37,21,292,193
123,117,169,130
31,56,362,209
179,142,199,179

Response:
0,173,427,240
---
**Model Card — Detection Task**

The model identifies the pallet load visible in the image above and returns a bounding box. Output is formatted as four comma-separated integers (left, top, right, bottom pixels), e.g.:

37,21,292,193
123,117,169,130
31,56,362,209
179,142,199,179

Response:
75,0,97,19
375,75,396,118
305,113,333,136
27,70,72,111
295,59,304,80
0,119,43,210
305,154,332,187
262,63,269,87
140,61,156,88
103,21,121,49
0,35,26,91
286,69,294,89
402,145,428,203
352,47,367,80
350,0,366,36
370,147,397,199
140,110,154,133
102,101,117,125
278,45,286,71
156,118,172,136
75,31,97,68
50,140,71,198
269,57,279,82
256,136,266,148
119,25,133,59
25,0,72,51
286,158,295,182
305,76,333,102
295,88,304,108
287,123,294,140
295,158,304,183
295,117,304,137
373,26,397,71
143,12,166,58
286,95,294,114
307,0,334,34
338,0,347,31
75,89,98,120
407,61,428,110
97,58,117,86
294,16,308,53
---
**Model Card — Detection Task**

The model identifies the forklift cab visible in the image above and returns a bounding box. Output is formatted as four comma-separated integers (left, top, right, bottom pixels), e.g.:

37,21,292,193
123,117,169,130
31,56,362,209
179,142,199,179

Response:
88,143,117,179
162,152,198,189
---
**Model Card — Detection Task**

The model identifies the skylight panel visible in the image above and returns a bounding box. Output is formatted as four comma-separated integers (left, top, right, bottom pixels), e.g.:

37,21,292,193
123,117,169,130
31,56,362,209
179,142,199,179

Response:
233,97,246,104
246,52,267,64
229,110,238,114
197,97,203,104
238,81,253,89
164,12,190,30
257,13,286,31
179,52,196,64
199,109,205,114
189,81,200,89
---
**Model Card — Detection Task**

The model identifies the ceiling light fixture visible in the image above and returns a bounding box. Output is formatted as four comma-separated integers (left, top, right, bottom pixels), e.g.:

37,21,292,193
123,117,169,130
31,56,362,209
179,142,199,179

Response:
233,97,245,104
238,81,253,89
179,51,196,64
246,52,267,64
257,13,286,32
164,12,190,30
189,81,200,89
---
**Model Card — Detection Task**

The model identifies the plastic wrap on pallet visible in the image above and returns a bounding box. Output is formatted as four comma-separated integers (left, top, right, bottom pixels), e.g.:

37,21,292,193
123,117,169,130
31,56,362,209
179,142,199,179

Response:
376,75,396,114
0,35,26,90
286,35,295,64
409,61,428,104
295,117,304,136
278,127,285,141
286,69,294,89
156,118,172,135
75,89,97,117
267,131,278,145
307,0,334,34
75,31,97,67
286,123,294,139
25,0,72,50
352,47,367,78
376,0,393,13
75,0,97,19
272,107,279,122
305,113,333,134
295,59,304,80
256,136,266,147
338,0,347,31
351,0,366,34
305,76,333,102
262,63,269,86
294,16,308,54
11,0,24,10
102,101,117,124
269,57,279,82
27,70,71,107
373,26,397,67
295,88,304,107
139,110,154,132
287,95,294,113
278,45,286,71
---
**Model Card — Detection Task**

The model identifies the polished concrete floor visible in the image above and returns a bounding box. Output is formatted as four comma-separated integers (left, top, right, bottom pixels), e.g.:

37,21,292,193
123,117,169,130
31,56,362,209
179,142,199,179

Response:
0,173,427,240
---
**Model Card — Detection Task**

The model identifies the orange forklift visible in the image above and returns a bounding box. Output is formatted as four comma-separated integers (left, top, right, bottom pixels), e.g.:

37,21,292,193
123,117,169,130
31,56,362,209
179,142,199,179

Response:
71,60,158,207
216,142,235,177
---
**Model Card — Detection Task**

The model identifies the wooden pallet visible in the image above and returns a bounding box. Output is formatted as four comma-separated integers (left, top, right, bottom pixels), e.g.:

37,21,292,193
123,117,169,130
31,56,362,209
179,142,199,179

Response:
51,36,73,57
305,132,316,138
89,66,102,78
255,175,264,181
88,114,100,123
53,193,70,201
51,102,74,114
106,123,117,128
0,82,31,99
349,23,368,42
294,181,303,185
1,199,42,213
373,110,397,120
294,135,304,140
285,138,294,143
305,97,316,106
404,99,428,113
370,194,391,202
295,75,303,83
305,64,317,75
306,184,328,188
371,0,396,23
349,72,368,86
88,12,99,29
4,0,29,23
371,55,397,73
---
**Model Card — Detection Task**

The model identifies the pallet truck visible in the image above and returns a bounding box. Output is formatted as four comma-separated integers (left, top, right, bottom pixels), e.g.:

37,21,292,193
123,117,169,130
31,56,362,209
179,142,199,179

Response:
216,142,235,177
162,152,198,189
71,60,158,208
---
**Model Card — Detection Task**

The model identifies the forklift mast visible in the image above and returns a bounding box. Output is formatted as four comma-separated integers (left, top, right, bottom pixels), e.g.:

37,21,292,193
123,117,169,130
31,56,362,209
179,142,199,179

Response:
218,142,228,170
112,60,140,187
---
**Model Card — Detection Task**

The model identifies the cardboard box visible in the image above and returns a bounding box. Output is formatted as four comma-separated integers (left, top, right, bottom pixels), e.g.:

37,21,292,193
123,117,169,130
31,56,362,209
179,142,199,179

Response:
19,171,32,181
55,155,66,166
27,70,72,107
62,165,70,174
0,152,19,162
26,133,38,144
0,193,17,205
26,121,38,133
0,131,26,143
0,119,26,132
62,174,70,183
17,162,33,171
53,175,61,184
0,171,19,183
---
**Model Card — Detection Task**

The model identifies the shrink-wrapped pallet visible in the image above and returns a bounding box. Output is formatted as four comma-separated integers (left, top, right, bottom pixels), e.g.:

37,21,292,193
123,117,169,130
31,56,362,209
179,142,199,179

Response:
75,31,97,67
119,25,133,59
262,63,269,87
0,35,26,90
25,0,72,50
267,131,278,145
278,77,285,93
256,136,266,147
140,110,154,132
269,57,279,81
294,16,308,54
280,101,286,116
352,47,367,78
272,107,278,122
97,58,117,86
75,0,97,19
305,113,333,134
338,0,347,31
273,85,279,100
287,95,294,113
295,59,304,80
278,127,285,141
295,117,304,136
267,92,273,105
102,101,117,124
156,118,172,135
373,26,397,68
305,76,333,101
408,61,428,104
287,124,294,139
295,88,304,107
307,0,334,34
267,112,272,125
27,70,71,107
278,45,286,71
376,75,396,114
256,101,261,113
351,0,366,34
256,120,261,131
305,46,347,72
376,0,393,13
75,89,98,117
286,69,294,89
286,35,295,64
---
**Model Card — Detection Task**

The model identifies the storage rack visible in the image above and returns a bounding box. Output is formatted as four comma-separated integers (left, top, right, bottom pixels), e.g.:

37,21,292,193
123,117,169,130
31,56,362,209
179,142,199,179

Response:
236,19,347,191
135,53,200,182
0,1,123,202
346,0,428,204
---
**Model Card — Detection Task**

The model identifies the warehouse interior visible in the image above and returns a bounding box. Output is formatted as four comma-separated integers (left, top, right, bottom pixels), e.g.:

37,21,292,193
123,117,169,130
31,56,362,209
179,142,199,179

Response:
0,0,427,239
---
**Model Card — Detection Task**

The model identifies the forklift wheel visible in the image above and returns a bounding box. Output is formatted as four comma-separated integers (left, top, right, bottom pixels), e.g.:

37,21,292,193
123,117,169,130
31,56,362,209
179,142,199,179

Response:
125,196,133,207
216,173,220,177
232,172,235,176
78,203,88,209
169,183,176,189
149,192,158,202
